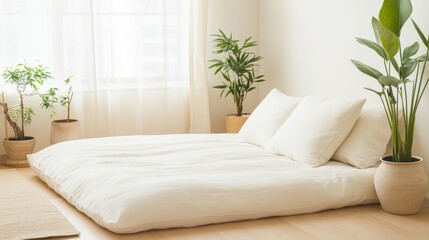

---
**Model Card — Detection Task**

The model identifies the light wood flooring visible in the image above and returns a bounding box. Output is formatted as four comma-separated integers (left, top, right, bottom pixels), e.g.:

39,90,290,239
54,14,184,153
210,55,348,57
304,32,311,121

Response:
1,165,429,240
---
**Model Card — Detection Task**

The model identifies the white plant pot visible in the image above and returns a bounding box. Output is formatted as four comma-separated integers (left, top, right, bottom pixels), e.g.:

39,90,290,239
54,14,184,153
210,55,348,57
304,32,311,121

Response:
374,156,429,214
50,119,81,144
2,137,36,168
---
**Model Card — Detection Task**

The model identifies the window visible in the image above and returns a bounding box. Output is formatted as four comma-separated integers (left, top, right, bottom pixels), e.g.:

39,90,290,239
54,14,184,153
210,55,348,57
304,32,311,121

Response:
0,0,190,91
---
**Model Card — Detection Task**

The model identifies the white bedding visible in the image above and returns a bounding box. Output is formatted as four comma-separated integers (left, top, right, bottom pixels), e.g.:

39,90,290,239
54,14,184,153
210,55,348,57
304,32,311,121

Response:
28,134,378,233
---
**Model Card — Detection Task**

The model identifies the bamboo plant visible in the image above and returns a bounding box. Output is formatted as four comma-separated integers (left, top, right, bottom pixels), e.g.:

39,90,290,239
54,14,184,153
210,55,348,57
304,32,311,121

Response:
352,0,429,162
0,63,52,140
209,29,265,116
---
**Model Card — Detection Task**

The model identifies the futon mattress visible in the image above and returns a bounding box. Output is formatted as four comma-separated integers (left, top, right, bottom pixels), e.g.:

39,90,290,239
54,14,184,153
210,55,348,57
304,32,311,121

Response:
28,134,378,233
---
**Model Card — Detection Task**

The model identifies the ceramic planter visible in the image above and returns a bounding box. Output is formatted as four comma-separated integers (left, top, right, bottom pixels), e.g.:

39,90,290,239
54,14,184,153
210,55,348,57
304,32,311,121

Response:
50,119,81,144
374,156,429,214
225,114,249,133
2,137,36,168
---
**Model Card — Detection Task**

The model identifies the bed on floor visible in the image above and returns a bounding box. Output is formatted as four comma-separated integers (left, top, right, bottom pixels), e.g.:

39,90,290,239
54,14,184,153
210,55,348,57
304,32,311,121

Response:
29,90,391,234
29,134,377,234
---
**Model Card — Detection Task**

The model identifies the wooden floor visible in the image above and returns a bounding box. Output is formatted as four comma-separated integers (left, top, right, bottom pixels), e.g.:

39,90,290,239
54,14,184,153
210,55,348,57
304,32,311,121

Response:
2,165,429,240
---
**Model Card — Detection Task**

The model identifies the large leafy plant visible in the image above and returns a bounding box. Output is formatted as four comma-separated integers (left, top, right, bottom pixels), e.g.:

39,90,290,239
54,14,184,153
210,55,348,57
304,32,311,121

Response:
0,62,52,140
209,29,265,116
352,0,429,162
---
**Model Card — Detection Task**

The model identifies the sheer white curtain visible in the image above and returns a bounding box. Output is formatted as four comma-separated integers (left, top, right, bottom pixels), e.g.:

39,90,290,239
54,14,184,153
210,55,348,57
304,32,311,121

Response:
189,0,211,133
0,0,210,150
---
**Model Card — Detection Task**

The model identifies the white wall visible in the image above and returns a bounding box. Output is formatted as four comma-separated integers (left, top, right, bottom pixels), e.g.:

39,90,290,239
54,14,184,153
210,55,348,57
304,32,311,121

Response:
260,0,387,100
260,0,429,195
207,0,261,132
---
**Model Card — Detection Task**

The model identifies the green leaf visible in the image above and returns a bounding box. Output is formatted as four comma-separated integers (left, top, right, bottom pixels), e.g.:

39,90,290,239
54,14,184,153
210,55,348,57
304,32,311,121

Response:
220,88,226,97
378,75,400,87
412,19,428,47
213,85,226,89
386,87,397,104
400,78,411,84
401,59,417,78
214,67,223,75
391,57,400,73
247,87,256,92
356,38,389,60
415,53,429,62
379,0,412,36
372,17,400,59
221,72,231,82
364,87,384,96
351,60,383,79
402,42,419,60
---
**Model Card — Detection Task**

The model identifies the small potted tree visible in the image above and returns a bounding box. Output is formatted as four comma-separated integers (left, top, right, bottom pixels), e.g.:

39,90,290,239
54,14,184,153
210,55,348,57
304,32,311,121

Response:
0,62,52,167
352,0,429,214
41,77,80,144
209,29,265,133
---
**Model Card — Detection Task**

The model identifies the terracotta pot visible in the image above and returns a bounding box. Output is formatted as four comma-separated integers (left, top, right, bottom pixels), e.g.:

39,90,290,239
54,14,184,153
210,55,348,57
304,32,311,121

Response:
374,156,429,214
51,119,81,144
225,114,249,133
2,137,36,168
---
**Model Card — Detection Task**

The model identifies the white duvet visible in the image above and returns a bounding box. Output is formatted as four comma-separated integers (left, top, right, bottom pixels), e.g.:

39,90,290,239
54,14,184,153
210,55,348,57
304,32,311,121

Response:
28,134,378,233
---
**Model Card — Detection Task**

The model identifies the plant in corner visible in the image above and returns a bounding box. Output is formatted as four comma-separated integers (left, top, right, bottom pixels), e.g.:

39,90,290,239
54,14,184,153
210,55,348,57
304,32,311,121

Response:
40,77,80,144
209,29,265,133
0,62,52,167
352,0,429,214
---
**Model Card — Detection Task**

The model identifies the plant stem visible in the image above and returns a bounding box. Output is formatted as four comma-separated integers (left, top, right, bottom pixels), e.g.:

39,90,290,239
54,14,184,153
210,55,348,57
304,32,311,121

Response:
415,48,429,106
20,94,24,140
0,102,23,139
236,100,243,116
67,92,73,122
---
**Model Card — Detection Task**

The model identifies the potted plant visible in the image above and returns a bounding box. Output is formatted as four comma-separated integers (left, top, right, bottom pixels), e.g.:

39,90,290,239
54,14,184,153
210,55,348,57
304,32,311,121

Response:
41,77,80,144
209,29,265,133
0,62,52,167
352,0,429,214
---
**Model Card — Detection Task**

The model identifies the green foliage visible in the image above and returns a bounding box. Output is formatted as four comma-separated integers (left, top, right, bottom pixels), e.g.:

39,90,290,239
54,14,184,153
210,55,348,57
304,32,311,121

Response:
40,87,59,118
379,0,412,36
1,62,53,140
2,63,52,97
372,17,400,59
209,29,265,116
352,0,429,162
60,77,73,109
351,60,383,79
10,107,35,126
40,77,74,121
412,19,429,47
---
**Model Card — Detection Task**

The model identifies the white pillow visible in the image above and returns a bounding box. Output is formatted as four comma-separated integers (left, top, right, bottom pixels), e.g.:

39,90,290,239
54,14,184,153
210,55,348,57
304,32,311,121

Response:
332,104,391,168
238,88,301,147
265,96,366,167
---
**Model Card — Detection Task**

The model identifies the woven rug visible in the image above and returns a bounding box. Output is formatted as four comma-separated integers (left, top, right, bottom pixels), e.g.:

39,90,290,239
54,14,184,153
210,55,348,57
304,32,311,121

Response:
0,169,79,240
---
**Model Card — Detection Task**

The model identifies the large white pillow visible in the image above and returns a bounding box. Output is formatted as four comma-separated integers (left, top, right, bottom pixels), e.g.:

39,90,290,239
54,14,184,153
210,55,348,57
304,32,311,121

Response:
332,104,391,168
266,96,366,167
238,88,301,147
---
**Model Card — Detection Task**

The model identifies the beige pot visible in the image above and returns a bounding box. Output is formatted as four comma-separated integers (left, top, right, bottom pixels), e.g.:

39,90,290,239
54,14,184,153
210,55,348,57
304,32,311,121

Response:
225,114,249,133
51,119,81,144
2,137,36,168
374,156,429,215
